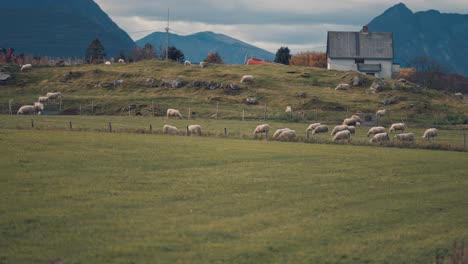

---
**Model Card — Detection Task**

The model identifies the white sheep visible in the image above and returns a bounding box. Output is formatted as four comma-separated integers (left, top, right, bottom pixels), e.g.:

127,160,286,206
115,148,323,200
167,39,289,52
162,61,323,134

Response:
166,108,183,119
118,59,125,63
422,128,438,140
199,62,208,68
273,128,291,139
285,106,292,113
370,132,390,143
331,125,349,135
351,114,361,122
187,125,202,135
367,126,385,137
335,83,350,91
355,122,361,127
47,92,61,100
17,102,43,115
343,117,358,126
184,60,191,66
454,93,463,99
38,96,49,103
276,129,296,141
376,109,386,117
347,126,356,134
389,123,406,133
306,123,321,134
253,124,270,136
20,64,32,71
333,130,351,142
240,75,254,83
312,125,328,135
105,61,111,65
163,125,179,135
395,133,415,142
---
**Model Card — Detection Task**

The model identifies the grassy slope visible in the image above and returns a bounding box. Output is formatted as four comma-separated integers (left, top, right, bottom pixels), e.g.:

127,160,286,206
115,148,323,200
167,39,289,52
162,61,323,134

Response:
0,130,467,263
1,61,467,126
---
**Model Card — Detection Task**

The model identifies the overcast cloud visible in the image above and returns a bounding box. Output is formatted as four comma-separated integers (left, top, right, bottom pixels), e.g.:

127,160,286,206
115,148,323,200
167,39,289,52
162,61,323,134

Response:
94,0,468,53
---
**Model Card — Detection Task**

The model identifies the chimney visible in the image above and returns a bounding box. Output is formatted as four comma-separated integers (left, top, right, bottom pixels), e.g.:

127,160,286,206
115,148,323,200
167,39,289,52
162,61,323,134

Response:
362,26,369,34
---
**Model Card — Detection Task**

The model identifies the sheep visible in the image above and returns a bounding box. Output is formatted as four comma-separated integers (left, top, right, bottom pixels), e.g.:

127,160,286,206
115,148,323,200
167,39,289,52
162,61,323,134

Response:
389,123,406,133
312,125,328,135
240,75,254,83
395,133,415,142
367,126,385,137
355,122,361,127
199,62,208,68
285,106,292,113
162,125,179,135
306,123,321,134
47,92,61,100
253,124,270,136
20,64,32,71
333,130,351,142
422,128,438,140
184,60,191,66
273,128,291,139
118,59,125,63
335,83,350,91
331,125,349,135
351,114,361,122
166,108,183,119
187,125,202,135
17,102,43,115
370,132,390,143
376,109,386,117
347,126,356,134
38,96,49,103
454,93,463,99
105,61,111,65
276,129,296,141
343,117,357,126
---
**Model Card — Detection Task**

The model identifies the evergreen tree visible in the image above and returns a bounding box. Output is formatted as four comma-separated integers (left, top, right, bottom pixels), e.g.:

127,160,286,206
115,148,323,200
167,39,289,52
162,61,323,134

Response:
167,46,185,62
85,38,106,64
274,46,291,65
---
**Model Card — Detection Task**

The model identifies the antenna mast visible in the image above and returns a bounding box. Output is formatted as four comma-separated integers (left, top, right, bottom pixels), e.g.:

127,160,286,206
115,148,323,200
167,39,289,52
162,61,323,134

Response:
165,8,169,60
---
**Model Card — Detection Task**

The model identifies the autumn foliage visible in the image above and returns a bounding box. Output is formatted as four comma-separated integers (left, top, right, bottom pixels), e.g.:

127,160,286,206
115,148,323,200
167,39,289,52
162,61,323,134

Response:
205,52,223,64
289,52,327,68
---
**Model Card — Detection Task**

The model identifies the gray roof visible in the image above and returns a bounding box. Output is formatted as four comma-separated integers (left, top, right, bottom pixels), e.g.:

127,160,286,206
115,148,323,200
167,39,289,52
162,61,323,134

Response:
327,31,393,60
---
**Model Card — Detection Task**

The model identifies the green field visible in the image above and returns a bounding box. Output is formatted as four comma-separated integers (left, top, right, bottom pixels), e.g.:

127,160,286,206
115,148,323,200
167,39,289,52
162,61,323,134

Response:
1,129,467,263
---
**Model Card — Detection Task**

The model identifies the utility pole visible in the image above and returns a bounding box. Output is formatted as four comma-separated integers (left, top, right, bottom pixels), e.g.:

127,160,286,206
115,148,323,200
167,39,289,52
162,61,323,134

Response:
165,8,170,60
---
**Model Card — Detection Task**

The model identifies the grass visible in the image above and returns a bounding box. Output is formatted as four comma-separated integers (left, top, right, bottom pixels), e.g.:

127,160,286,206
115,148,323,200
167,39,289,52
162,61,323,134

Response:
0,129,467,263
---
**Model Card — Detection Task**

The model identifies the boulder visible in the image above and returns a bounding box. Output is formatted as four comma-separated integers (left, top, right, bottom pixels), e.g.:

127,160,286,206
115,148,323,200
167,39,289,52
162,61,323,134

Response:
0,72,11,81
383,96,400,105
351,76,362,87
160,78,187,88
369,82,389,93
245,98,258,105
224,84,241,95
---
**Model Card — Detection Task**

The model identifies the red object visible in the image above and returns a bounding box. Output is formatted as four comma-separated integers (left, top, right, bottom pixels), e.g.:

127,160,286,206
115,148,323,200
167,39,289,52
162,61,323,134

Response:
246,57,273,65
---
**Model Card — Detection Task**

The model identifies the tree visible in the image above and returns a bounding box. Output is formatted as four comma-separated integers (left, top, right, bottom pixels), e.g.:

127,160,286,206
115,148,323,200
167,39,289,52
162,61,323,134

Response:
118,49,126,61
205,52,223,64
166,46,185,62
143,43,156,60
274,46,291,65
289,52,326,68
85,38,106,64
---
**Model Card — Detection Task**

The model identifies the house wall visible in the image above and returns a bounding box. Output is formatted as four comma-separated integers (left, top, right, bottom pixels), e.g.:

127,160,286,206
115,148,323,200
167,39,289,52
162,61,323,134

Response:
327,58,394,79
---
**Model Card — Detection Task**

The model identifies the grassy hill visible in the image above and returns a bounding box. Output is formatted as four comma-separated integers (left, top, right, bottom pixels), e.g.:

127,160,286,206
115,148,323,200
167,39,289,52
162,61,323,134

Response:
1,60,467,126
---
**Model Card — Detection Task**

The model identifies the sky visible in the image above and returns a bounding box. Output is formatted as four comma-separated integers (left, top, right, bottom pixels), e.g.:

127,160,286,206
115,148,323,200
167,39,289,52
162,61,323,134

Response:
94,0,468,54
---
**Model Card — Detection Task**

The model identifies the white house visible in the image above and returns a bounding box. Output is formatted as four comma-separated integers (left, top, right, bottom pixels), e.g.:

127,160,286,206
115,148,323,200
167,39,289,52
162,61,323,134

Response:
326,26,400,79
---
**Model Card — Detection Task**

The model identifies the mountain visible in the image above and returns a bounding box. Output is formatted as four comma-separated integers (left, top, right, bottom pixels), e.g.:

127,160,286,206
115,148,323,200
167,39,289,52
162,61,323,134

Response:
136,31,275,64
368,3,468,76
0,0,135,58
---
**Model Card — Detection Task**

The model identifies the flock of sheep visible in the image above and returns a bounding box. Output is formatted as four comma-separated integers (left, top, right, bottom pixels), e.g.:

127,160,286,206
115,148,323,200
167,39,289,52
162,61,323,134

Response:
17,92,61,115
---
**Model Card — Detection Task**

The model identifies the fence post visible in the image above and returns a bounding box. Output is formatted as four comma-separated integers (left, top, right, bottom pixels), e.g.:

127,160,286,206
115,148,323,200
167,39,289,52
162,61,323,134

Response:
188,108,191,120
152,100,155,117
59,98,62,112
216,102,219,120
109,122,112,133
224,128,227,137
69,121,72,130
9,99,13,115
149,124,152,133
31,119,34,128
242,108,245,121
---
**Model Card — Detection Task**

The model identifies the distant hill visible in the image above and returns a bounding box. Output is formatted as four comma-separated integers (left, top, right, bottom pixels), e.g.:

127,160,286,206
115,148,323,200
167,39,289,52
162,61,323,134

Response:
368,3,468,76
0,0,135,58
136,31,275,64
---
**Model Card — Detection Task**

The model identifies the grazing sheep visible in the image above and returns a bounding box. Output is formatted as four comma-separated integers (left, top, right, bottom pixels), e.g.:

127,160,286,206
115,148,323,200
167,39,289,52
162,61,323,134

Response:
187,125,202,135
118,59,125,63
162,125,179,135
38,96,49,103
199,62,208,68
347,126,356,134
355,121,361,127
47,92,61,100
273,128,291,139
351,114,361,122
166,108,183,119
253,124,270,136
184,60,191,66
370,132,390,143
376,109,386,117
333,130,351,142
240,75,254,83
422,128,438,140
312,125,329,135
105,61,111,65
367,126,386,137
395,133,415,142
276,130,296,141
285,106,292,113
335,83,350,91
20,64,32,71
306,123,321,134
331,125,349,135
343,117,357,126
389,123,406,133
17,102,43,115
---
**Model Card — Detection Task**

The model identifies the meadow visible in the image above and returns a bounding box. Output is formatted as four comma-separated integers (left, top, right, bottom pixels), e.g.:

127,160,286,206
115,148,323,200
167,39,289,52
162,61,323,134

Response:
0,128,467,263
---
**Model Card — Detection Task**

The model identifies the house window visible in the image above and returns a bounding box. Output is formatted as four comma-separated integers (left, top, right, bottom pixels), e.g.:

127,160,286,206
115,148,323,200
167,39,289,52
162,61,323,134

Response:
355,58,364,64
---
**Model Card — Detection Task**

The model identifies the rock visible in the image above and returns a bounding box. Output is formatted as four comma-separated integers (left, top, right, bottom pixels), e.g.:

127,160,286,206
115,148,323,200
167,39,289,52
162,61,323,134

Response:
383,96,400,105
145,78,156,87
0,72,11,81
296,92,306,98
245,97,258,105
160,78,187,88
351,76,362,87
369,82,389,93
398,78,407,83
454,93,464,99
224,84,241,95
55,60,65,67
335,83,350,91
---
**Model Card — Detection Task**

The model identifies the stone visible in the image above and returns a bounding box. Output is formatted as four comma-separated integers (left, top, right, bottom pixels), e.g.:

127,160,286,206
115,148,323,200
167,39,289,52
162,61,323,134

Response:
245,97,258,105
335,83,350,91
